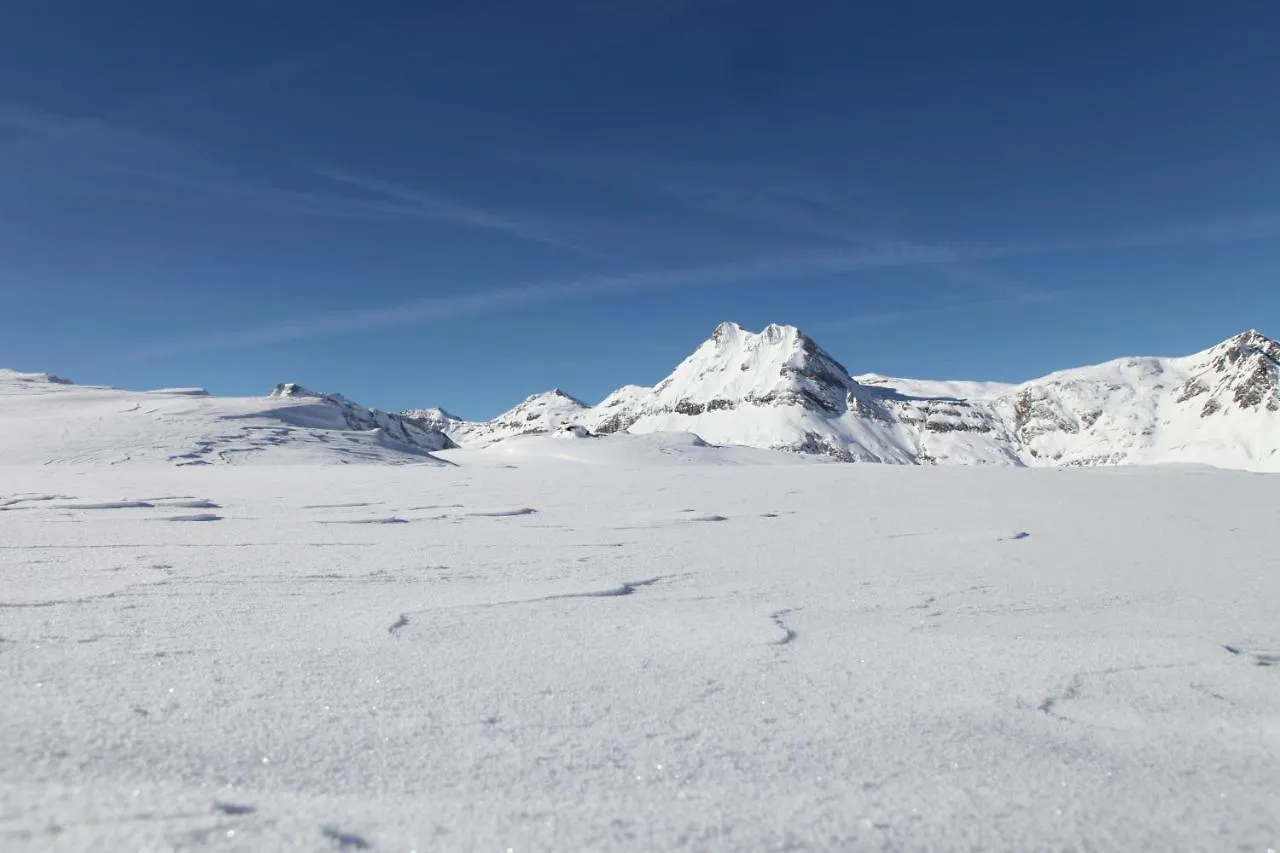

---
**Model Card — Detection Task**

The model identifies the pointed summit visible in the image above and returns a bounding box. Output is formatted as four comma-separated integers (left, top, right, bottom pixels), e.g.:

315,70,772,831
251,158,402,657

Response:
649,322,855,414
1190,329,1280,413
270,382,321,399
578,323,909,461
435,388,590,447
525,388,587,407
1214,329,1279,362
711,321,744,342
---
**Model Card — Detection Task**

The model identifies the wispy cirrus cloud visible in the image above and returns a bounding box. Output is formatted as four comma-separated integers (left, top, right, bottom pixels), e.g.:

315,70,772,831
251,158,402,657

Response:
0,102,189,163
811,290,1068,332
528,153,1065,305
124,202,1280,359
533,152,1280,315
124,241,1002,359
0,100,603,256
303,162,608,258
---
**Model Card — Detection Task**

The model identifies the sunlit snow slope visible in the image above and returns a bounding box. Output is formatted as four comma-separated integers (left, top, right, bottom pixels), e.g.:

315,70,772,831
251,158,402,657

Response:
0,371,452,465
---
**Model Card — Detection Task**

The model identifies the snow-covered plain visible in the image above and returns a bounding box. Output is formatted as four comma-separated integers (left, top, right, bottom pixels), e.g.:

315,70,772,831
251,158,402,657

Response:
3,455,1279,851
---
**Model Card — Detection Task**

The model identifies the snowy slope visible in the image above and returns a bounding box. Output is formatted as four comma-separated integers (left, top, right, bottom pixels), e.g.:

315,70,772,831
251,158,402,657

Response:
854,373,1016,400
990,330,1280,469
441,429,819,467
864,329,1280,470
0,371,453,465
406,389,589,448
2,462,1277,851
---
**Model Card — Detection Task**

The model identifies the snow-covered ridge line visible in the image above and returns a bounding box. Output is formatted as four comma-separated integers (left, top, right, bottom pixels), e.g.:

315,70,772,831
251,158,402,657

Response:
411,324,1280,472
0,370,453,465
405,388,589,448
5,325,1277,470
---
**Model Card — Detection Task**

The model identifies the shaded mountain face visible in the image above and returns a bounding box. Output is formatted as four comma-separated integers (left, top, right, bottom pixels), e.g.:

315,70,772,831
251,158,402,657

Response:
269,383,456,454
400,406,463,435
412,324,1280,472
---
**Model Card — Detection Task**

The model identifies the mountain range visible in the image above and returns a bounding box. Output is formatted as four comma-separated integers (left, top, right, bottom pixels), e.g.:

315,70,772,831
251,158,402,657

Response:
0,371,453,465
407,324,1280,472
2,325,1276,470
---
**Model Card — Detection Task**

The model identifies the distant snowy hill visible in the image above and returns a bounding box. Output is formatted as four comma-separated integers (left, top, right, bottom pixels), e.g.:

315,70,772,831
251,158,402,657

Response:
0,371,453,465
413,324,1280,472
407,389,588,448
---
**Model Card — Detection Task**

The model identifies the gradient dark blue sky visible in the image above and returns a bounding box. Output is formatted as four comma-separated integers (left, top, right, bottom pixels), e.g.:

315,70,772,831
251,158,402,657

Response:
3,1,1279,417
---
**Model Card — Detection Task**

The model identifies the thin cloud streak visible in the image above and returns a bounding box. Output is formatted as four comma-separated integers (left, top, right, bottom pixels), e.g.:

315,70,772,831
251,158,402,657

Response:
0,101,603,255
304,162,608,258
125,207,1280,361
811,291,1068,332
124,242,998,360
0,102,184,161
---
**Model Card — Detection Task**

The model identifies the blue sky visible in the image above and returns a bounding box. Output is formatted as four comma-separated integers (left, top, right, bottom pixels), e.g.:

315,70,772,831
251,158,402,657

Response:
3,1,1279,418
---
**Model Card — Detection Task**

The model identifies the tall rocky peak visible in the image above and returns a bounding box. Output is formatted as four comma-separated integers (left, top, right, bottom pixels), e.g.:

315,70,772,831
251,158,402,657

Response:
649,322,855,415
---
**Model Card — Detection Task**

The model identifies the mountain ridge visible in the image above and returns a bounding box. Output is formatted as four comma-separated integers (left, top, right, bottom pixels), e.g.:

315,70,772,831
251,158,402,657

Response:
0,370,453,465
3,324,1276,471
410,323,1280,472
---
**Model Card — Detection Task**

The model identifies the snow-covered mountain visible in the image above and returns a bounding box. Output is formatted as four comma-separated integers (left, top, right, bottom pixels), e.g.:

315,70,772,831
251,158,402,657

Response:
0,371,453,465
579,322,915,462
419,324,1280,472
406,389,589,448
984,329,1280,469
8,325,1278,471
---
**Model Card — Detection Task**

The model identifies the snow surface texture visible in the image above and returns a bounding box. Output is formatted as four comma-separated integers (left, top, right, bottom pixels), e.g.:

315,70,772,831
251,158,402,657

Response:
0,372,453,466
415,324,1280,473
1,461,1278,851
